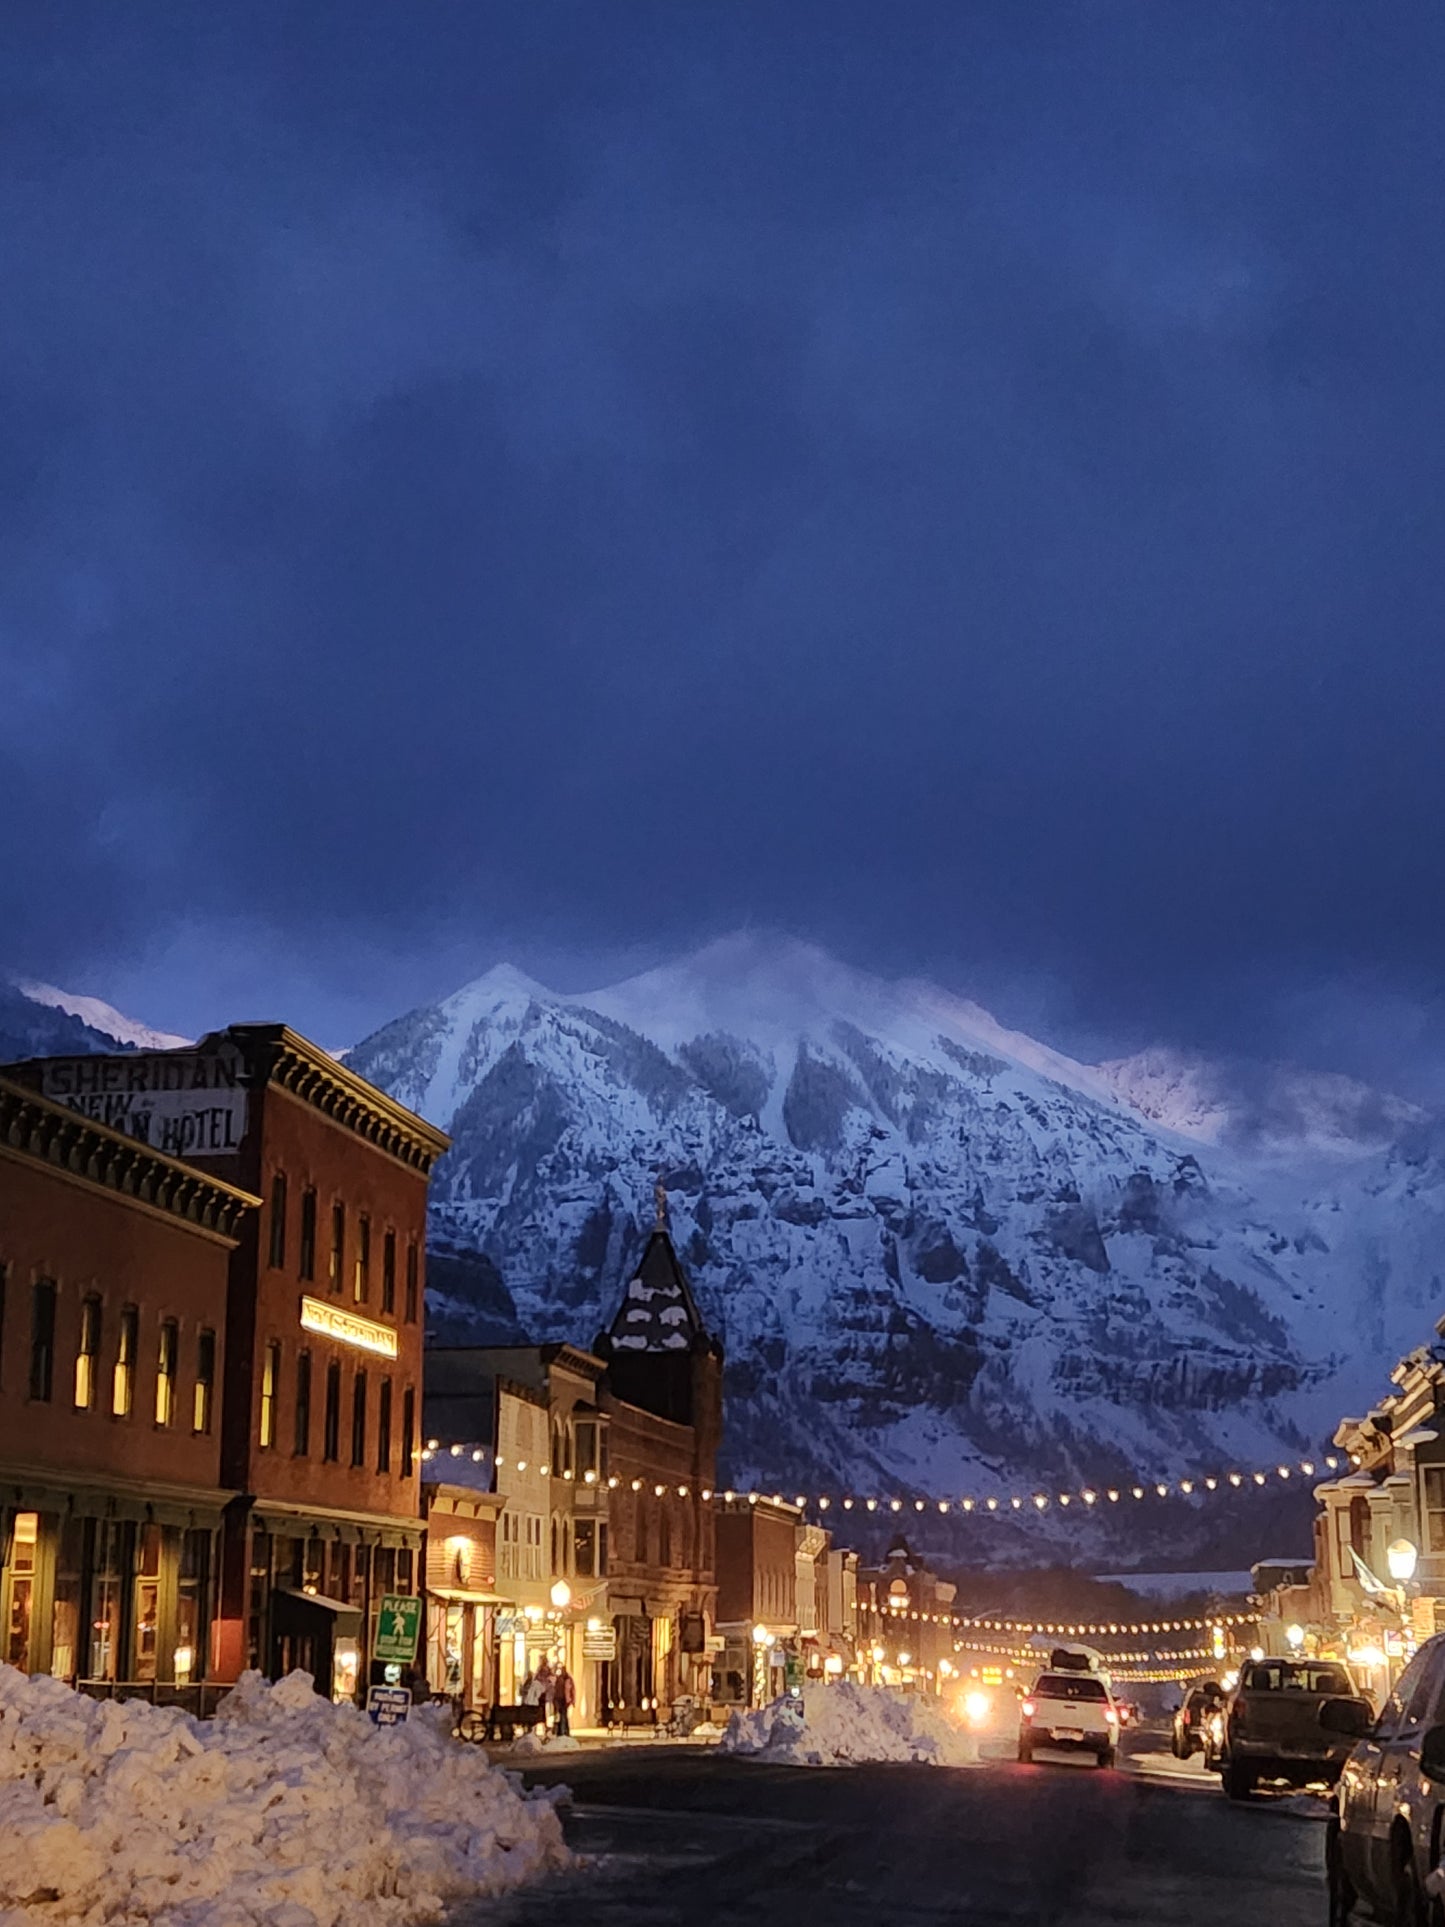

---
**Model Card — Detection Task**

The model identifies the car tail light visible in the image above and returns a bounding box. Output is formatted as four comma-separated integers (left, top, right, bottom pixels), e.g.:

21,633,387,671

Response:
1105,1708,1119,1725
1021,1699,1035,1719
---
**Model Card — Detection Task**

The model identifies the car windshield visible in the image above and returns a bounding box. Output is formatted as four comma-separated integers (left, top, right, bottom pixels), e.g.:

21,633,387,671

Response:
1243,1662,1352,1694
1035,1675,1108,1702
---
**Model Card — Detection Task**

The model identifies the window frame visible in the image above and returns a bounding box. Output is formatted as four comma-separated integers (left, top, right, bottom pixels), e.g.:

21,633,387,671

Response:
268,1173,288,1270
28,1277,56,1402
193,1327,216,1434
155,1318,179,1428
74,1293,102,1411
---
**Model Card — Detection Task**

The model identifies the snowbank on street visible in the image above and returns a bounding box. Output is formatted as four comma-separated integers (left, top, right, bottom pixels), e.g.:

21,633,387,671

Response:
0,1665,568,1927
719,1683,979,1768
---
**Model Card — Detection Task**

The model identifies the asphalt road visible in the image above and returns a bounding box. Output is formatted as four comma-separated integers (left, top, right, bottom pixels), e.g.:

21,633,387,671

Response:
476,1727,1328,1926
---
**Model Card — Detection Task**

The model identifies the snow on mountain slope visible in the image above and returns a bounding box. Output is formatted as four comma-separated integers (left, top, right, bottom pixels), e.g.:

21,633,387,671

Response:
0,981,141,1063
346,935,1445,1510
13,980,191,1052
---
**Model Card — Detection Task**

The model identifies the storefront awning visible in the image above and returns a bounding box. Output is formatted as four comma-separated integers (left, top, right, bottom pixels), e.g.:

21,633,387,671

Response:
426,1588,507,1606
272,1585,363,1635
253,1500,423,1549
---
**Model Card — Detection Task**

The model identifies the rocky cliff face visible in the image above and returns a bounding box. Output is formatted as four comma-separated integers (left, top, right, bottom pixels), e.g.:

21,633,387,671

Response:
348,936,1445,1512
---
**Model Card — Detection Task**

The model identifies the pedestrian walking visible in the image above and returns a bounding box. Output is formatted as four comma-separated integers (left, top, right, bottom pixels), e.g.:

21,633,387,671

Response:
552,1664,576,1736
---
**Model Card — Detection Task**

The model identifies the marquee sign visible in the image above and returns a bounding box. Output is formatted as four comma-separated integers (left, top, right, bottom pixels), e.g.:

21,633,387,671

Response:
299,1295,399,1358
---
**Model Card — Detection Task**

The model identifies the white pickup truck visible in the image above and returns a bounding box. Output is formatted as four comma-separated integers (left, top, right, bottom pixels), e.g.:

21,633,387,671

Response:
1019,1669,1120,1768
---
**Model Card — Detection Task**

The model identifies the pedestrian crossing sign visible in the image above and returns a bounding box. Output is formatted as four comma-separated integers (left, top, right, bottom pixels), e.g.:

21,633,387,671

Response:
375,1593,421,1662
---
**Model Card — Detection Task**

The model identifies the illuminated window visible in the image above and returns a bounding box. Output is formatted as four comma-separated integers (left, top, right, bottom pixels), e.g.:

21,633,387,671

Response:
259,1341,279,1447
193,1328,215,1434
112,1306,138,1417
155,1319,178,1427
299,1189,317,1281
74,1295,101,1410
268,1173,288,1269
28,1279,56,1402
382,1231,396,1314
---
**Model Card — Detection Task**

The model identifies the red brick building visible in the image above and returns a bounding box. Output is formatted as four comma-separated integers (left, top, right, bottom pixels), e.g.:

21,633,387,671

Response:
8,1027,450,1695
714,1495,804,1704
0,1075,253,1692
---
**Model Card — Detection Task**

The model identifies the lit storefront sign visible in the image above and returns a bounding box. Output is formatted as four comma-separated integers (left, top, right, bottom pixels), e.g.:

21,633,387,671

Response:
299,1295,398,1358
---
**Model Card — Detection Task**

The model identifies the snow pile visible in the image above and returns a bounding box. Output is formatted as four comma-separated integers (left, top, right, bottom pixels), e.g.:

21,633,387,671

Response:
719,1683,979,1768
0,1666,568,1927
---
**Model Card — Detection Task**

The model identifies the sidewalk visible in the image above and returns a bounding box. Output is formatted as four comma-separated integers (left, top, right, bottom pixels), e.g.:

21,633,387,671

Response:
480,1724,724,1762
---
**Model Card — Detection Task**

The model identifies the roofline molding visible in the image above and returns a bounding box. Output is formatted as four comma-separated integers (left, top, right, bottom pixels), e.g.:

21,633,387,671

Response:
216,1025,452,1173
0,1075,258,1241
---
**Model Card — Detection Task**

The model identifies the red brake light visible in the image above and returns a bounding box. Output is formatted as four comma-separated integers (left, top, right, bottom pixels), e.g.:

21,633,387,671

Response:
1105,1708,1119,1724
1021,1699,1036,1718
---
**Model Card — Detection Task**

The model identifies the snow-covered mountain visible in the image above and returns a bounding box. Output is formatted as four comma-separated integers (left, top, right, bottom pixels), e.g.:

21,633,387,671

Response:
0,981,143,1063
348,935,1445,1512
12,980,190,1053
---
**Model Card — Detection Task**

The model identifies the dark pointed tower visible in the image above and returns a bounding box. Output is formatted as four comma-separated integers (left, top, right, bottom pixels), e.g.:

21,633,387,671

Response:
595,1181,723,1446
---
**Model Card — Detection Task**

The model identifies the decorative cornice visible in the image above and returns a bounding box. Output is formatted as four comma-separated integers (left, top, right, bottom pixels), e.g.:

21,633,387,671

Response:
0,1076,258,1240
218,1025,451,1174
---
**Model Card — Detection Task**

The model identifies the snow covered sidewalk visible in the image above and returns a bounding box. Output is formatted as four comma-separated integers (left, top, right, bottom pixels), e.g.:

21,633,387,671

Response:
0,1664,569,1927
719,1682,980,1768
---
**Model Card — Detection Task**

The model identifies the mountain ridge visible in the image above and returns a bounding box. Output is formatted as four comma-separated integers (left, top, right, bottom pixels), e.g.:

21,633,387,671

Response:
346,934,1445,1515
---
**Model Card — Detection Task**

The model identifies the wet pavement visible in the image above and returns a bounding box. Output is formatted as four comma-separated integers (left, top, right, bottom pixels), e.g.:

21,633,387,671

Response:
469,1726,1328,1926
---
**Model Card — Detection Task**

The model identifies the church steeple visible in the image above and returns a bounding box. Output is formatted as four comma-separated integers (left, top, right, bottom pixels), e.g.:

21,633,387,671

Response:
604,1181,710,1354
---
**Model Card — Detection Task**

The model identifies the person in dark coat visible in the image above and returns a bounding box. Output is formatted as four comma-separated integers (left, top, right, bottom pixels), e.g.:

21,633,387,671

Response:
552,1664,576,1736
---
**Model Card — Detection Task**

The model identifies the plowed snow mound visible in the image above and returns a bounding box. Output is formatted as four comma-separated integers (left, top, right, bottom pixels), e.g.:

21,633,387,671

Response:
720,1682,979,1767
0,1665,568,1926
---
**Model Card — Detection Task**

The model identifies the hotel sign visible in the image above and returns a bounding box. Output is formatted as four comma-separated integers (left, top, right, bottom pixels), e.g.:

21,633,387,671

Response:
39,1047,247,1159
299,1295,398,1359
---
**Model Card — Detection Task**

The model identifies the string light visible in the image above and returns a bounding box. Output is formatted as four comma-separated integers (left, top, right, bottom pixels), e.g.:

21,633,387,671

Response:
416,1443,1342,1519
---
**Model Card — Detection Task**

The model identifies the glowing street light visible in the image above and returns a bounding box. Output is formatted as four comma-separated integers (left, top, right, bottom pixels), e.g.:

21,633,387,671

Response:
1387,1539,1419,1585
549,1580,572,1610
752,1623,770,1646
1285,1623,1305,1651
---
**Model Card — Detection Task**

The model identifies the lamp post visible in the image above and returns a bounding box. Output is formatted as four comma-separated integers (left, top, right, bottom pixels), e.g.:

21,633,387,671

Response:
752,1622,770,1707
1386,1538,1418,1647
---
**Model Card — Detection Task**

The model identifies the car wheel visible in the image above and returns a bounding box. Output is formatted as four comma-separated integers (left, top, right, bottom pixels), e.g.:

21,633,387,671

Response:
1326,1822,1355,1926
1171,1730,1183,1759
1097,1747,1115,1769
1394,1843,1427,1927
1224,1761,1255,1801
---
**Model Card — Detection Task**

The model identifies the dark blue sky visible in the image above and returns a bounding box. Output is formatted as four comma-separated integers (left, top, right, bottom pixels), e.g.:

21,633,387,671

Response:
5,2,1445,1079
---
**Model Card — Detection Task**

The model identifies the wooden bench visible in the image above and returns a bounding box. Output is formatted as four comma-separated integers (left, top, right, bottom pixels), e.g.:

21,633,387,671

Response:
608,1705,661,1733
482,1703,547,1742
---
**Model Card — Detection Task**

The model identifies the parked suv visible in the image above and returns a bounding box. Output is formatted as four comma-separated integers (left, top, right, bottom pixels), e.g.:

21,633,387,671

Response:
1019,1670,1120,1768
1217,1656,1366,1800
1327,1632,1445,1924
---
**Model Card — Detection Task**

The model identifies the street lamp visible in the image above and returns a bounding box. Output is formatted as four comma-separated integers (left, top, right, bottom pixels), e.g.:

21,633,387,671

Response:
1387,1539,1418,1585
1285,1624,1305,1651
752,1623,770,1646
549,1580,572,1610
